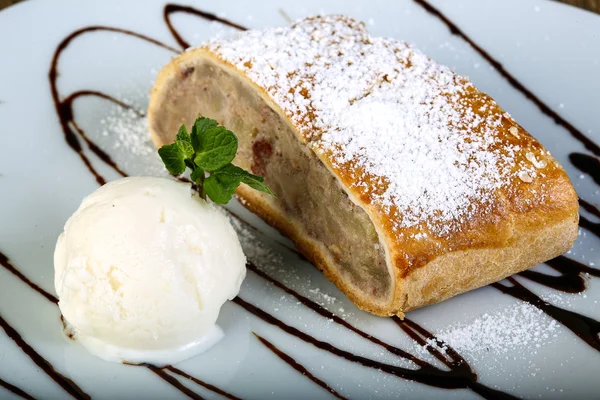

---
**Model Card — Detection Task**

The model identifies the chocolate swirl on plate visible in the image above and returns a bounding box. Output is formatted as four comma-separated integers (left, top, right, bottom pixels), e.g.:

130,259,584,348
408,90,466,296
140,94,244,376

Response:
518,255,600,294
579,199,600,238
0,314,90,400
0,252,58,304
241,263,517,399
571,153,600,185
2,1,599,399
492,278,600,352
0,378,36,400
49,27,177,185
253,333,349,400
163,3,248,49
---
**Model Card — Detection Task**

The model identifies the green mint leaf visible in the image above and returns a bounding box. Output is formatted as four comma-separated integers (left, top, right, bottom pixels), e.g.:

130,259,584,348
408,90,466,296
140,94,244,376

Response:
210,163,277,198
191,117,218,152
159,116,276,203
195,117,219,132
221,164,276,197
191,124,200,152
190,168,204,185
240,174,276,197
184,159,195,170
194,126,238,171
177,140,194,159
204,172,240,204
175,125,194,158
158,144,185,175
176,125,191,143
213,163,248,177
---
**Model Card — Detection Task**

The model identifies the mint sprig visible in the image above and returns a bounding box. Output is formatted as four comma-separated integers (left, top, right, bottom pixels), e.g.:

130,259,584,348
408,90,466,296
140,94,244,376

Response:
158,117,276,204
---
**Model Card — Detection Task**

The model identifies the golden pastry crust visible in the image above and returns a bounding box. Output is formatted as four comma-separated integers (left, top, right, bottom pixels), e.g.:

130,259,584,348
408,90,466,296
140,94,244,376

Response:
148,16,579,316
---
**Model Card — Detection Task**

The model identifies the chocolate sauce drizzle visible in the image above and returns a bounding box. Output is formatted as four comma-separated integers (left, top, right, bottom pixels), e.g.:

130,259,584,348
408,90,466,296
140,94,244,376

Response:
62,90,145,179
580,198,600,219
580,214,600,236
163,366,241,400
570,153,600,185
0,252,89,399
244,263,515,399
492,278,600,352
234,296,516,399
579,199,600,239
0,378,36,400
391,317,514,400
0,315,91,400
49,26,178,185
569,152,600,239
140,364,239,400
0,251,58,304
253,333,348,400
246,262,422,364
518,255,600,294
2,1,592,398
144,365,204,400
164,3,247,49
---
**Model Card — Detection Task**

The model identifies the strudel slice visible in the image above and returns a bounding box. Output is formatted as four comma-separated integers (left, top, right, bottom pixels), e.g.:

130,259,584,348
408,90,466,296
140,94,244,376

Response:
148,16,579,316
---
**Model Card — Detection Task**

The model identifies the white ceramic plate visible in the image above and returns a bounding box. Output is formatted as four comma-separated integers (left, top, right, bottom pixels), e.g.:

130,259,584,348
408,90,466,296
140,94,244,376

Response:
0,0,599,398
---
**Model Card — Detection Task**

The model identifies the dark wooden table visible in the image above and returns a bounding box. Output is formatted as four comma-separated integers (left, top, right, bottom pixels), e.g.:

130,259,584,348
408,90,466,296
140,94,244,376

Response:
560,0,599,12
0,0,599,13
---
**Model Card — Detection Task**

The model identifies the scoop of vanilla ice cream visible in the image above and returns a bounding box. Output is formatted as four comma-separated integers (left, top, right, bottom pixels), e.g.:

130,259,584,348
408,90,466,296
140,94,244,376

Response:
54,177,246,365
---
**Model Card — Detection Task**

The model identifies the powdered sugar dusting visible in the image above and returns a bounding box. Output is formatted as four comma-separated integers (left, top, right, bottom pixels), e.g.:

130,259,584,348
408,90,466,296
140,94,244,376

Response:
100,106,153,157
98,101,165,176
206,15,543,235
317,79,515,232
208,16,401,141
415,303,563,360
